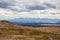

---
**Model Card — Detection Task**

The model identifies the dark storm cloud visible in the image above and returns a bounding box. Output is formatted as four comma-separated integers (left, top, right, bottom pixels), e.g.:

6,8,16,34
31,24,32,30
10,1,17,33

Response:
44,3,56,9
0,2,12,9
0,2,9,8
28,5,47,10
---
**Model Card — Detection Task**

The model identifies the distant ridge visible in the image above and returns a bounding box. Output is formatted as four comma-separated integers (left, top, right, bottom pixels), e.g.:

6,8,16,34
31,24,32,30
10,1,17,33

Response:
0,20,10,23
0,20,60,28
0,20,20,28
0,20,60,34
0,20,33,28
10,18,60,23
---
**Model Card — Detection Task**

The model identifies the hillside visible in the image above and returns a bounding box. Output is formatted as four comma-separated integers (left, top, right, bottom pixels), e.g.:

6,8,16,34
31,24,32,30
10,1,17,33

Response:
0,20,60,40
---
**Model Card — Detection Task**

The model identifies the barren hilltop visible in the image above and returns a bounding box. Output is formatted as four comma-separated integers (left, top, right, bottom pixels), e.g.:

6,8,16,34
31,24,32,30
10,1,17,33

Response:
0,20,60,40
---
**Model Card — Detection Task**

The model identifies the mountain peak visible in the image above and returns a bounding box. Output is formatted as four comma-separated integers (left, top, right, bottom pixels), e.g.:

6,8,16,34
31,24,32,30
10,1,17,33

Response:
0,20,16,28
0,20,9,22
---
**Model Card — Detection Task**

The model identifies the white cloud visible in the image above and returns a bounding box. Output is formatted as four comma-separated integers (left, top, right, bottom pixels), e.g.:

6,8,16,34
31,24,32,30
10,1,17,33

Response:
0,0,60,11
0,0,60,20
0,8,60,20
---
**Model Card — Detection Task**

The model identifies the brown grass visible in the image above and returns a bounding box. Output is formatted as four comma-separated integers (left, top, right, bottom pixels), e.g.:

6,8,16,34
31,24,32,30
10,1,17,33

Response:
0,21,60,40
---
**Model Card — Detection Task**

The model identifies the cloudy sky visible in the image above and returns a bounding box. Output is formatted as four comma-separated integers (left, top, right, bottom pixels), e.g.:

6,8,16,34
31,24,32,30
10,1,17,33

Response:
0,0,60,20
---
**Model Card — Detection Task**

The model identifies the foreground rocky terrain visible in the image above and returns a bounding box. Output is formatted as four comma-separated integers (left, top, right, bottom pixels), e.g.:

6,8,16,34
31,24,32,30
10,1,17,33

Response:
0,21,60,40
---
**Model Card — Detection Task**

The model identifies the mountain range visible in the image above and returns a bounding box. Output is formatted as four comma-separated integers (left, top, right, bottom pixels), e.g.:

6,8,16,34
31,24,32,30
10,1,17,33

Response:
9,18,60,23
0,20,60,40
8,18,60,27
